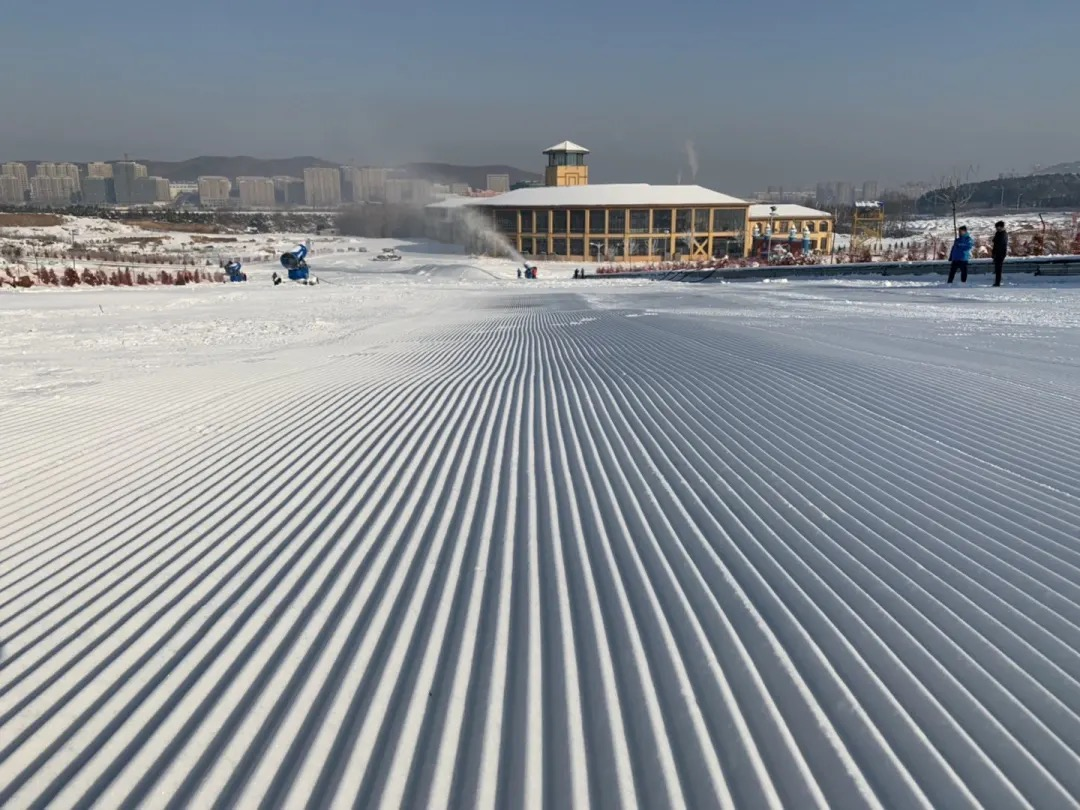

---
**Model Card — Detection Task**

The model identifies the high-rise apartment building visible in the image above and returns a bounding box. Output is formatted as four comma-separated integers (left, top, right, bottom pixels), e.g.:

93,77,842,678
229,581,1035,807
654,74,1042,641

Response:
87,162,114,178
303,167,342,207
112,161,148,204
34,162,81,192
132,176,170,204
272,176,305,205
82,175,114,205
486,174,510,193
340,166,365,203
385,178,434,205
2,162,30,197
0,174,26,204
197,176,232,207
238,177,276,208
30,175,77,206
861,181,879,202
358,167,390,202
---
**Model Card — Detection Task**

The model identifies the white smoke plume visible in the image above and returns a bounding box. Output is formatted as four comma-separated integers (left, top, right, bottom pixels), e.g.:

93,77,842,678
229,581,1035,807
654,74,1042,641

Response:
685,139,699,183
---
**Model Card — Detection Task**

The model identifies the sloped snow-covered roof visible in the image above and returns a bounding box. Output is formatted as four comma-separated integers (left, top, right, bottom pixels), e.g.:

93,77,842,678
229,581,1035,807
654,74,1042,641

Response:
470,183,746,208
749,203,832,219
425,195,476,209
542,140,590,154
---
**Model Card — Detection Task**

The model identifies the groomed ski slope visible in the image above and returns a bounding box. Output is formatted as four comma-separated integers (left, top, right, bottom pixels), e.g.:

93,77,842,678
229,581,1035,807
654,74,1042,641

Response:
3,264,1080,809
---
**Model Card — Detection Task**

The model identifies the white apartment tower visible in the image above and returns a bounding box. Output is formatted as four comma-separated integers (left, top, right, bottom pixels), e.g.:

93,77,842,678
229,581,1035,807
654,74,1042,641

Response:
238,177,276,208
197,176,232,207
303,168,342,207
2,162,30,196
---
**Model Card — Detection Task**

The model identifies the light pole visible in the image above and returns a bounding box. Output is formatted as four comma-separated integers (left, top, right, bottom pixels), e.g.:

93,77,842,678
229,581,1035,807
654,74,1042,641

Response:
767,205,777,263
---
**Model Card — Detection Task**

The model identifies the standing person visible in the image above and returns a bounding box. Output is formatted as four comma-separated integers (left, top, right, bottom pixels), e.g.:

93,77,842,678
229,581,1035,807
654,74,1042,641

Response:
992,220,1008,287
948,225,974,284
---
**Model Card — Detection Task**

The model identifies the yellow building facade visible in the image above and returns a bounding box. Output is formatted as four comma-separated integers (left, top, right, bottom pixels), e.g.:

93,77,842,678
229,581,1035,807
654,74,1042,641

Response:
442,141,836,261
748,204,835,254
474,193,750,261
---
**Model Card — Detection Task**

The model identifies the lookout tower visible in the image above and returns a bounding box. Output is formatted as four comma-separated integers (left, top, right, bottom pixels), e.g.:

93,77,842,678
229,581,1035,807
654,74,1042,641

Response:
851,200,885,253
543,140,589,187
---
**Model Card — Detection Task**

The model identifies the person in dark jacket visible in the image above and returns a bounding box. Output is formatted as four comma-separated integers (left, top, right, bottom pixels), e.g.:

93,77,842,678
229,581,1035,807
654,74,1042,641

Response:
992,221,1008,287
948,226,974,284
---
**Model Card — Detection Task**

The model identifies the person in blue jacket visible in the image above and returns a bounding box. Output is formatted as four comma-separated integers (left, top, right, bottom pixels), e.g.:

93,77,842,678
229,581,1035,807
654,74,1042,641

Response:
948,225,974,284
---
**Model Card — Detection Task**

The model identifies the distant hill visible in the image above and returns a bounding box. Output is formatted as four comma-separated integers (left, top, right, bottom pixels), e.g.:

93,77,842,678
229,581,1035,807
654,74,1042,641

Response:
113,156,541,187
134,156,340,181
7,155,540,189
1038,161,1080,176
917,173,1080,213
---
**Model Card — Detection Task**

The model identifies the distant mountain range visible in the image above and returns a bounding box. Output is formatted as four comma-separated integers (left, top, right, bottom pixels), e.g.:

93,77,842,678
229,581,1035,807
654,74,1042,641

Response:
82,156,541,188
1038,161,1080,175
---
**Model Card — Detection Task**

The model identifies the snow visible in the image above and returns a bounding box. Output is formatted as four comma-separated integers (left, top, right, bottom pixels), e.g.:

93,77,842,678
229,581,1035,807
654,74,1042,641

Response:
470,183,747,209
542,140,590,154
835,211,1078,251
3,247,1080,808
749,203,832,220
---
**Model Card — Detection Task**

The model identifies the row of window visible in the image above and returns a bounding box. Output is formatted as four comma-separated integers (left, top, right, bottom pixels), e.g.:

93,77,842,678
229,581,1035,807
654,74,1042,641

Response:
492,207,748,236
519,236,750,258
753,220,831,233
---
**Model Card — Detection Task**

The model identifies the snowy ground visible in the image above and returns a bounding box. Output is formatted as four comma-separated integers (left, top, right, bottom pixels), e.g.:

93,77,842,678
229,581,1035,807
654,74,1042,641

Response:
3,255,1080,809
834,210,1078,251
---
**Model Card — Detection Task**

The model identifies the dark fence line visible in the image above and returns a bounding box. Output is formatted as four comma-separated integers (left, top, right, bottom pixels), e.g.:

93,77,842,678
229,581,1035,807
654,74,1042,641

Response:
597,255,1080,283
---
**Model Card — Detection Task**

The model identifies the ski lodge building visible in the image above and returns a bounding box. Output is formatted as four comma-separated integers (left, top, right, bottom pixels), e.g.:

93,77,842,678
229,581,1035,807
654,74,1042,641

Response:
425,141,835,261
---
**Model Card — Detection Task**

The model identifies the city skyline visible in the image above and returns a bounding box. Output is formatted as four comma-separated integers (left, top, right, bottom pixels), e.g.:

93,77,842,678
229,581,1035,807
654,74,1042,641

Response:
2,0,1078,194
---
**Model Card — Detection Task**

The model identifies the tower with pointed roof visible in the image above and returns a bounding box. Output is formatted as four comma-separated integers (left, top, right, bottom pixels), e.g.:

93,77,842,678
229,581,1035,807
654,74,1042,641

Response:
543,140,589,187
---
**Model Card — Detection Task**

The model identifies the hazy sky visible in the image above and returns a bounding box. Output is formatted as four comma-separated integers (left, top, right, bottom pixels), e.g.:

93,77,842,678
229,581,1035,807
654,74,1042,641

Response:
2,0,1077,193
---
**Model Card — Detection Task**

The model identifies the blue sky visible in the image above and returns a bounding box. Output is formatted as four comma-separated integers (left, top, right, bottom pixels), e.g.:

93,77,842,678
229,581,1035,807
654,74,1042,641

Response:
1,0,1077,192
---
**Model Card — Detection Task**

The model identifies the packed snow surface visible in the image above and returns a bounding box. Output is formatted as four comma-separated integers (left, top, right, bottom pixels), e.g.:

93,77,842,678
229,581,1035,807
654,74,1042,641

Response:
3,254,1080,809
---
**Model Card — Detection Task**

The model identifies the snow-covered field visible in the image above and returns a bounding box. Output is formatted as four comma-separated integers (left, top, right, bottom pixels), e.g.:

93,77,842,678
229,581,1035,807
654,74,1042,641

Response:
3,255,1080,808
834,210,1078,251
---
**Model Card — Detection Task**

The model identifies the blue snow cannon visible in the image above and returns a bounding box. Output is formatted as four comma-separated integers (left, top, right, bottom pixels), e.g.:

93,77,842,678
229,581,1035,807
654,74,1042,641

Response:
224,260,247,282
280,243,310,281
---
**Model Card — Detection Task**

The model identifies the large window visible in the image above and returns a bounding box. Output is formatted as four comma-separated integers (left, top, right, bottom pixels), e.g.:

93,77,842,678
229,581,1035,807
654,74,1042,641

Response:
588,209,606,234
547,152,585,167
694,209,710,232
605,238,625,258
652,208,672,233
494,210,517,234
569,209,585,233
675,209,692,232
608,209,626,234
806,220,817,233
521,237,534,255
712,237,744,257
570,238,585,256
552,210,567,232
536,237,549,255
629,238,649,256
552,237,568,256
535,210,549,233
651,237,669,258
820,221,830,232
675,235,692,255
629,209,649,234
519,210,534,233
712,208,744,232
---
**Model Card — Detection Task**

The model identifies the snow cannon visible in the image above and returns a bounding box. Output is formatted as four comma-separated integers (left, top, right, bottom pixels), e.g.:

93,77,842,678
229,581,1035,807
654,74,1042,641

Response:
279,243,310,281
224,260,247,282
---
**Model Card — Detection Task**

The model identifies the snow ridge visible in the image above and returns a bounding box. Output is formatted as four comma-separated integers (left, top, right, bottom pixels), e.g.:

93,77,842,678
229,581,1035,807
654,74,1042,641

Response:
2,289,1080,809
